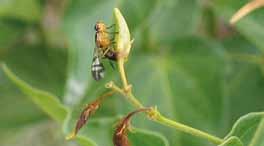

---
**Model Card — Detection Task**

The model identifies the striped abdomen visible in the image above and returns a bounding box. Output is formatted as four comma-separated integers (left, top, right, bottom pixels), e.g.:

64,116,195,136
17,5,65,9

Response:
91,56,105,81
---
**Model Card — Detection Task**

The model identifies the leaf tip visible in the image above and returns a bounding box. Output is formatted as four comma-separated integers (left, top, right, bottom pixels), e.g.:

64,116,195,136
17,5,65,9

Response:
65,132,76,140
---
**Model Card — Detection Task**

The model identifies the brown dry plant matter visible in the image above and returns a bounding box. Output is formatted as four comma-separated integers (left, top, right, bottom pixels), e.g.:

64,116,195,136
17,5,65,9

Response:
113,108,150,146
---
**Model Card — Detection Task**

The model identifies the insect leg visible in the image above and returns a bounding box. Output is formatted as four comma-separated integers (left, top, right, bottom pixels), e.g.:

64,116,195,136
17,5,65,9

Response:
107,24,115,29
109,60,116,70
102,47,111,57
108,31,119,34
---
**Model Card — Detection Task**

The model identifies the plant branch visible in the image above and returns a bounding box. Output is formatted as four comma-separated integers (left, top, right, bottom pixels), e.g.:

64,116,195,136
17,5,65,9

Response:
151,110,224,145
117,59,129,90
105,81,144,108
110,56,224,145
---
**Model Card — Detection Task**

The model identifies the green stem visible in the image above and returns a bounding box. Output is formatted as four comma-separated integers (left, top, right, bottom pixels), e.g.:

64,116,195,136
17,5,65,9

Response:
155,114,224,145
106,81,224,145
117,59,129,89
105,82,144,108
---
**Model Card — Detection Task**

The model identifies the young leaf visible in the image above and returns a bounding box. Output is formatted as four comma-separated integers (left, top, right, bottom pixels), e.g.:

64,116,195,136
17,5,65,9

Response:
224,112,264,146
2,64,68,124
218,137,243,146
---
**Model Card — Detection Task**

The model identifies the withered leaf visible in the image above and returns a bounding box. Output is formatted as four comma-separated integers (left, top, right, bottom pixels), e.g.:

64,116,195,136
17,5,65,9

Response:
113,108,149,146
66,91,115,140
74,100,100,135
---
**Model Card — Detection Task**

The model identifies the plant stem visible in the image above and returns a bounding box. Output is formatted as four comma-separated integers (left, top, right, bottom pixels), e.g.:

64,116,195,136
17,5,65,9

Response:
106,81,223,145
105,82,144,108
117,59,129,89
155,114,224,145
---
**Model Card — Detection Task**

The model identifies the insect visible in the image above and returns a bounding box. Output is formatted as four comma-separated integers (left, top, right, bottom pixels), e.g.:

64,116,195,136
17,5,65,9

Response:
91,21,117,81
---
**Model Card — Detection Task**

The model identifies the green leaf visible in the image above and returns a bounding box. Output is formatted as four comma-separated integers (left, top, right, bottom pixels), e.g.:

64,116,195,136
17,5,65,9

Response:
0,0,41,22
0,69,45,129
221,36,264,124
127,37,226,146
118,0,159,31
213,0,264,52
0,121,73,146
0,44,68,128
2,64,68,124
75,136,96,146
248,118,264,146
149,0,201,44
0,22,25,49
128,128,169,146
218,136,243,146
225,112,264,146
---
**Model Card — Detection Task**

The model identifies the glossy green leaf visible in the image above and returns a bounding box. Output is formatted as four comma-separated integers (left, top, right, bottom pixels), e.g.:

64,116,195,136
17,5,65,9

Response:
224,112,264,146
218,137,243,146
213,0,264,52
2,64,68,124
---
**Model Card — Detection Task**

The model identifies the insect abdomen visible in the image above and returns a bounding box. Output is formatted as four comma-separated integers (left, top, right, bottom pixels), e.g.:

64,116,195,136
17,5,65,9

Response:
91,57,105,81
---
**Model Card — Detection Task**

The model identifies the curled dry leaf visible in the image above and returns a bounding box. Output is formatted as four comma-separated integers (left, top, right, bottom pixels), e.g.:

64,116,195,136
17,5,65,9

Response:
113,108,150,146
66,91,114,140
66,100,100,140
230,0,264,24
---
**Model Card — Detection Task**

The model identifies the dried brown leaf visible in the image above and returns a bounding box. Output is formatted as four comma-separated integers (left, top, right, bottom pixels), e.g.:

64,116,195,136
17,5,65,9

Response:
66,91,114,140
113,108,150,146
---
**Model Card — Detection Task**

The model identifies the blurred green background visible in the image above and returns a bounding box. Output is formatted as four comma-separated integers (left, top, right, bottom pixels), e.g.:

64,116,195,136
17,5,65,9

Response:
0,0,264,146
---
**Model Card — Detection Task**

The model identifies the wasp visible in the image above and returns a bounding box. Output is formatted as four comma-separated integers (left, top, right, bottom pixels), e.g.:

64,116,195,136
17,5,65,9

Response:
91,21,118,81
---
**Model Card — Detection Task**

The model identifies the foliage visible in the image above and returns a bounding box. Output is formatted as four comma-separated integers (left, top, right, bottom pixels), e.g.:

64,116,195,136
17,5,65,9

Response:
0,0,264,146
